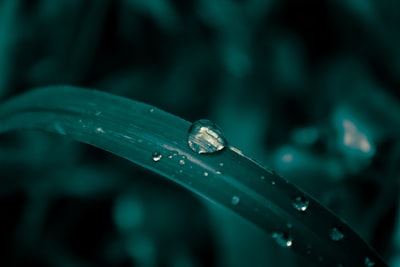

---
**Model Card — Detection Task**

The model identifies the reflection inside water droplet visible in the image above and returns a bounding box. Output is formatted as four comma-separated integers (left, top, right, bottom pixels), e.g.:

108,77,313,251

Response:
292,195,309,212
187,119,227,154
152,152,162,162
272,232,293,248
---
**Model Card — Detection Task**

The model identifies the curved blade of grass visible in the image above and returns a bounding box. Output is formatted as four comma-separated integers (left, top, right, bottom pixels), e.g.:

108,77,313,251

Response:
0,86,388,267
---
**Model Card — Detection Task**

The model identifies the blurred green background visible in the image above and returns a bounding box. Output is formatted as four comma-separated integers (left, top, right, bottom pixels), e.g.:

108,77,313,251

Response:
1,0,400,266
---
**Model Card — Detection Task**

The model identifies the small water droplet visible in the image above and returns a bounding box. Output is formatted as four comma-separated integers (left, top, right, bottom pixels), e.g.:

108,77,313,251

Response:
179,159,186,165
286,223,293,228
203,172,209,177
168,151,178,159
272,232,293,248
95,127,105,133
179,169,183,173
219,162,224,167
216,170,222,175
292,195,309,212
152,152,162,162
271,180,276,185
231,196,240,205
261,175,266,180
364,257,375,267
187,119,227,154
149,108,155,113
330,227,344,241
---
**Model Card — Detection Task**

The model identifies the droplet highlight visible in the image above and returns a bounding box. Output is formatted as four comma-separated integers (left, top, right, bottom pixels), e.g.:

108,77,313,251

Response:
272,232,293,248
292,195,309,212
152,152,162,162
330,227,344,241
231,196,240,205
187,119,227,154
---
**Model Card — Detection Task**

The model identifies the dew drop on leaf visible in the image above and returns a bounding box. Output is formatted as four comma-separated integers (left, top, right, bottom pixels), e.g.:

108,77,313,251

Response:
292,195,309,212
231,196,240,205
330,227,344,241
187,119,227,154
364,257,375,267
272,232,293,248
152,152,162,162
179,159,186,165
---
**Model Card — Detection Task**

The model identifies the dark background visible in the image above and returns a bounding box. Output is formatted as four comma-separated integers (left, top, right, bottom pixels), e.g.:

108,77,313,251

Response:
0,0,400,266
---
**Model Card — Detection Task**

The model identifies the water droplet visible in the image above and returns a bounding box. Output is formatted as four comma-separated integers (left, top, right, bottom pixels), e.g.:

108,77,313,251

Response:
168,151,178,159
292,195,309,212
364,257,375,267
286,223,293,228
152,152,162,162
216,170,222,175
179,159,186,165
95,127,105,133
330,227,344,241
149,108,155,113
187,119,227,154
260,175,266,180
271,180,276,185
219,162,224,167
231,196,240,205
272,232,293,248
203,172,209,177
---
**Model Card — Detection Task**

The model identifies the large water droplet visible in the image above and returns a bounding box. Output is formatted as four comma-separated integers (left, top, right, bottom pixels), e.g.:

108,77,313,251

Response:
231,196,240,205
152,152,162,162
364,257,375,267
292,195,309,212
330,227,344,241
187,119,227,154
272,232,293,248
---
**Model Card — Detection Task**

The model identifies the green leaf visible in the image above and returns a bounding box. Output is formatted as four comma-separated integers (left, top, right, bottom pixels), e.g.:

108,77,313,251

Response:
0,86,388,267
